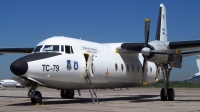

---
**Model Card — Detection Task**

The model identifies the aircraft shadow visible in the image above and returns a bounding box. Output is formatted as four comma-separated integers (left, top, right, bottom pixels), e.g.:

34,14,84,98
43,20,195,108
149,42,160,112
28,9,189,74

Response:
7,95,159,106
6,94,200,106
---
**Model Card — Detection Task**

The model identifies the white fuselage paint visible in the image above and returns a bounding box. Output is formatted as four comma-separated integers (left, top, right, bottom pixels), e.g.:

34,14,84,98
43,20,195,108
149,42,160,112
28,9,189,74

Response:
0,79,22,87
24,36,158,89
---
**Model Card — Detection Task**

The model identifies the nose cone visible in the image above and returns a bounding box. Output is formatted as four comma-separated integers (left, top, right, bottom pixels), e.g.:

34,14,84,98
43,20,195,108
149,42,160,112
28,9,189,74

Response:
10,58,28,76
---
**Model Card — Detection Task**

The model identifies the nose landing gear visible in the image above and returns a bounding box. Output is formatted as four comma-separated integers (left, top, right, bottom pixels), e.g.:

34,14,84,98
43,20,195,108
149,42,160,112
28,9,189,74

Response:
28,86,42,105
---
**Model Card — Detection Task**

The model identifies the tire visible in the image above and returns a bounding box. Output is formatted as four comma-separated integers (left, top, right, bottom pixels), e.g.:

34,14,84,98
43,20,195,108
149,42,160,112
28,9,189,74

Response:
160,88,167,101
31,91,42,105
60,90,67,99
67,90,75,99
60,90,74,99
167,88,175,101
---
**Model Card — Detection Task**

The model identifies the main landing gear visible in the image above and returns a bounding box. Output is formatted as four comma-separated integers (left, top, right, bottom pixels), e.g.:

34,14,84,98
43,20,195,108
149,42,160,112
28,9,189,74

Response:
60,89,75,99
28,86,42,105
160,64,175,101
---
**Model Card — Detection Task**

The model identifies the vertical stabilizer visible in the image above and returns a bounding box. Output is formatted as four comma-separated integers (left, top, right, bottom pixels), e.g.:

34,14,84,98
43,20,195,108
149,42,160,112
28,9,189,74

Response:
155,4,167,41
196,56,200,72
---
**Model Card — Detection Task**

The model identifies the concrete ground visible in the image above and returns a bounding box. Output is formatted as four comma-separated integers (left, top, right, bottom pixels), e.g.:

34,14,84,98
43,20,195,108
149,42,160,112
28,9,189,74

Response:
0,87,200,112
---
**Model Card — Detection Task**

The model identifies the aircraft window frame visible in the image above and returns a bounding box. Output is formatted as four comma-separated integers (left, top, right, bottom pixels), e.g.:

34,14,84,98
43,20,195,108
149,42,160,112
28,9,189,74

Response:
33,45,43,53
137,65,139,73
150,67,152,73
121,64,124,72
132,65,134,73
61,45,64,52
42,45,59,52
127,64,129,72
65,45,74,54
115,63,118,71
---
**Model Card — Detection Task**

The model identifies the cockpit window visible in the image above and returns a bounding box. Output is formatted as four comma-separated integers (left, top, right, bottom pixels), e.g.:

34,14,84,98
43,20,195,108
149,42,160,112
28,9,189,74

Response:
65,45,74,54
43,45,59,52
33,45,43,52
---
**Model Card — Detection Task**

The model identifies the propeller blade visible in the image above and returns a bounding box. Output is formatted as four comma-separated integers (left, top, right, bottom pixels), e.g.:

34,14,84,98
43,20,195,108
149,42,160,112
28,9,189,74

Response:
150,49,180,55
142,57,147,85
142,56,147,73
144,18,150,47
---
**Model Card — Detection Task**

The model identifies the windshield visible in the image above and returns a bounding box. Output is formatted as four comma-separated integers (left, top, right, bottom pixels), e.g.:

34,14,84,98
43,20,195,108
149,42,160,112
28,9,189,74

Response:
33,45,43,53
42,45,59,52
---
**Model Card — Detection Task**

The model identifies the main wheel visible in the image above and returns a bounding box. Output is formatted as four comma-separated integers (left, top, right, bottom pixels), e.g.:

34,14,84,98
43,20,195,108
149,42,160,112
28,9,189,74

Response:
160,88,167,101
167,88,175,101
31,91,42,105
60,90,67,99
67,90,75,99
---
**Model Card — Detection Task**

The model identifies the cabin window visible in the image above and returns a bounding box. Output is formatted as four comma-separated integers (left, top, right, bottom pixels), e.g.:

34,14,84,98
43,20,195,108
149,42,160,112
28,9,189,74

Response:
65,45,74,54
43,45,59,52
115,63,118,71
132,65,134,73
137,65,139,73
121,64,124,71
127,64,129,72
150,67,152,73
33,45,43,52
61,45,64,52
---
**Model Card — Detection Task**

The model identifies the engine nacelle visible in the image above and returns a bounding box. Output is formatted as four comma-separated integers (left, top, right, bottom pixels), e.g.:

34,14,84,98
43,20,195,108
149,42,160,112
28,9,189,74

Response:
148,54,182,68
148,54,169,63
169,54,182,68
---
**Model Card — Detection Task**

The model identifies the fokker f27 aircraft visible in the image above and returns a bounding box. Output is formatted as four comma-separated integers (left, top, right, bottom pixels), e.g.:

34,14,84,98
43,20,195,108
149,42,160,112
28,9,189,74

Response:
1,4,200,104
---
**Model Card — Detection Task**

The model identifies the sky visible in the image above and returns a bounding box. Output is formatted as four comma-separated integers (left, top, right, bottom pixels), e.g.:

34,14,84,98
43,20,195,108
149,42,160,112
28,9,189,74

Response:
0,0,200,81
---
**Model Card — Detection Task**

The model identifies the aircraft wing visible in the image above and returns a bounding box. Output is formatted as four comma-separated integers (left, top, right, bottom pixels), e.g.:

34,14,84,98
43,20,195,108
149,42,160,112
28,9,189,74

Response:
120,40,200,57
0,48,34,54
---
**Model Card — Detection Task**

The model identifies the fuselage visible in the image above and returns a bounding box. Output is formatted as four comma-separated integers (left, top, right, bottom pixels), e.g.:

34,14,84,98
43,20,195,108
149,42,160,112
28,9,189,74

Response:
188,73,200,85
10,36,159,89
0,79,21,87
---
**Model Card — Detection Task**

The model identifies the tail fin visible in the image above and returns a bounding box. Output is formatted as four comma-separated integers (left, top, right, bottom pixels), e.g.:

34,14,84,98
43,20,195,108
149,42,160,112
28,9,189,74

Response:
155,4,167,42
196,56,200,72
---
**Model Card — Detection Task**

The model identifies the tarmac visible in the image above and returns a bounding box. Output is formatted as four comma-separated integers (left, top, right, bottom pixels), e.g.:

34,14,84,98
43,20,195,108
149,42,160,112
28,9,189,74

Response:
0,87,200,112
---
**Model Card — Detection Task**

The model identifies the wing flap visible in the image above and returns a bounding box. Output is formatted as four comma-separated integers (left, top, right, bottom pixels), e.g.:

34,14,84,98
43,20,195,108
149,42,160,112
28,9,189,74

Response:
182,50,200,57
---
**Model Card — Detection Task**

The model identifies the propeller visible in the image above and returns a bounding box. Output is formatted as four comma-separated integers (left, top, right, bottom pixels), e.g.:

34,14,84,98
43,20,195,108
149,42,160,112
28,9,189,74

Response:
141,18,180,85
141,18,150,86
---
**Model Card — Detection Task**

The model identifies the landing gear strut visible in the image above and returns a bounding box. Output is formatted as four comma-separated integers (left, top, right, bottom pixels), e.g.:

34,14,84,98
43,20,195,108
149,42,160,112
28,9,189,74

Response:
28,86,42,104
60,89,75,99
160,64,175,101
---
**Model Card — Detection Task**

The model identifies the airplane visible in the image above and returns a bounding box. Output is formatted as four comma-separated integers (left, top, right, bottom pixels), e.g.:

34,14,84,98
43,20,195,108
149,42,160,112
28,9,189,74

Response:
0,78,24,90
187,56,200,85
0,3,200,104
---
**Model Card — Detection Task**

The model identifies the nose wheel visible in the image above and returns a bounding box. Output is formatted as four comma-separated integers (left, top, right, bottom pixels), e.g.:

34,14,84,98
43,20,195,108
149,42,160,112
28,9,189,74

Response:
31,91,42,104
28,86,42,105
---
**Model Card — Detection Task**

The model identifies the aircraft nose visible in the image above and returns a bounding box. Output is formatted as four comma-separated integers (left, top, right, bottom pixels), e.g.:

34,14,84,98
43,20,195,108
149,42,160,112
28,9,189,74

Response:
10,58,28,76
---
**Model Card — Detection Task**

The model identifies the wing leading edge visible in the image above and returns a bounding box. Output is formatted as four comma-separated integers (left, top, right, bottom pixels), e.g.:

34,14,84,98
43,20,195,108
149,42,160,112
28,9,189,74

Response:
0,48,34,54
120,40,200,57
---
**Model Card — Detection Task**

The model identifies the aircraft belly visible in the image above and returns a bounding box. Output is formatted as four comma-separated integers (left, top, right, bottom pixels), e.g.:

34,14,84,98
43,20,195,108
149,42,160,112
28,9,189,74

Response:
32,77,142,89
